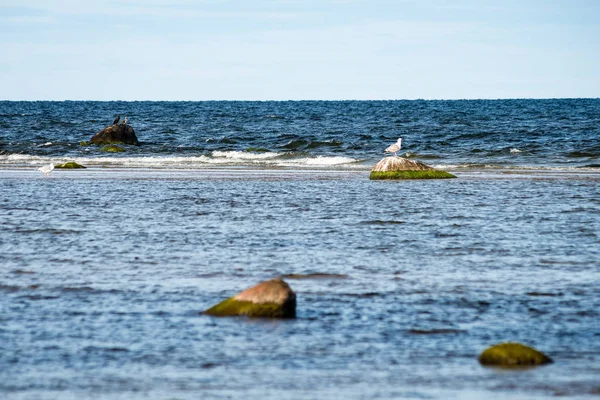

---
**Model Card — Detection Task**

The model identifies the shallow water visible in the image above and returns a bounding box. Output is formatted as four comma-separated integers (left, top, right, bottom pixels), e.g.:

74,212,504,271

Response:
1,169,599,399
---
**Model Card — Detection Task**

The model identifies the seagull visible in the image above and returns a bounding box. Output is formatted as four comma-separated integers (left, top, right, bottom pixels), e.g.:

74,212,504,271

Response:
38,163,54,177
385,137,402,157
112,114,121,125
119,116,128,125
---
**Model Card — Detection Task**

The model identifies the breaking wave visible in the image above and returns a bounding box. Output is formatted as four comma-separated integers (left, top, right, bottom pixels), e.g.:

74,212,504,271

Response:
0,151,364,170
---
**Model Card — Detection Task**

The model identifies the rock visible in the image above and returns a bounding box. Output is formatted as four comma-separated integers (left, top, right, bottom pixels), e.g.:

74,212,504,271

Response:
369,156,456,180
90,124,139,145
203,278,296,318
54,161,86,169
101,144,125,153
478,342,553,367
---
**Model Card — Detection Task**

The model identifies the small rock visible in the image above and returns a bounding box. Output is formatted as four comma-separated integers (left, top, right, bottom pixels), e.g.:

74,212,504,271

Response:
203,278,296,318
101,144,125,153
478,342,553,367
54,161,86,169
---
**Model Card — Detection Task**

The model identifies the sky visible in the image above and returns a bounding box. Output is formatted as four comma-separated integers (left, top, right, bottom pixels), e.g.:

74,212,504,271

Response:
0,0,598,100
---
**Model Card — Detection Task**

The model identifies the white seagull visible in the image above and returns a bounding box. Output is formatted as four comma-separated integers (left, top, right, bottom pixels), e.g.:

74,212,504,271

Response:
38,163,54,177
385,137,402,157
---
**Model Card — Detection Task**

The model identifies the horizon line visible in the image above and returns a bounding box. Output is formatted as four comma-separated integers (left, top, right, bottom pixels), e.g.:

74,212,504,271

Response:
1,97,599,102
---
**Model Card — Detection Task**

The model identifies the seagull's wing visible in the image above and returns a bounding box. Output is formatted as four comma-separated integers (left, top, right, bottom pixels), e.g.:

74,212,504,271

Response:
385,143,398,153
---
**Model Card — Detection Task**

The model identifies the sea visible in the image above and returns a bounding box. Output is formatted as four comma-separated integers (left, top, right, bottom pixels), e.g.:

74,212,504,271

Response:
1,99,599,399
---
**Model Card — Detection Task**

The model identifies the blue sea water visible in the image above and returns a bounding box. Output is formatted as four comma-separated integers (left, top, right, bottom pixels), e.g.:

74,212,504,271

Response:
1,99,600,170
1,100,600,399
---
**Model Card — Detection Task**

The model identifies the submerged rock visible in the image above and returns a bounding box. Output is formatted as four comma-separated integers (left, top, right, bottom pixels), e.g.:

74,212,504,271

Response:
479,342,553,367
369,156,456,180
54,161,86,169
203,278,296,318
100,144,125,153
90,124,139,145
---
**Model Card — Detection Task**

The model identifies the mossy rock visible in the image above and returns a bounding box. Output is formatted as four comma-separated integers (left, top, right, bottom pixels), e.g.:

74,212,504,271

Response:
204,297,292,318
370,156,455,180
54,161,86,169
370,170,456,180
100,144,125,153
203,278,296,319
479,343,553,367
79,141,90,146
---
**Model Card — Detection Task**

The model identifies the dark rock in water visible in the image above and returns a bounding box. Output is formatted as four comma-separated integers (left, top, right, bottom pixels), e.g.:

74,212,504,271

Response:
369,156,456,180
90,124,139,145
54,161,86,169
479,342,553,367
203,278,296,318
101,144,125,153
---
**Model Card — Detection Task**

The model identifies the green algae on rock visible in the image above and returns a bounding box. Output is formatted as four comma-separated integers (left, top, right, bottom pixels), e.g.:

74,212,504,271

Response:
100,144,126,153
370,170,456,180
479,342,553,367
204,278,296,318
369,156,456,180
54,161,86,169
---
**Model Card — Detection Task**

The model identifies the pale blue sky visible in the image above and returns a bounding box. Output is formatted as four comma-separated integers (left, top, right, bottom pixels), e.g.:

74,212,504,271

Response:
1,0,598,100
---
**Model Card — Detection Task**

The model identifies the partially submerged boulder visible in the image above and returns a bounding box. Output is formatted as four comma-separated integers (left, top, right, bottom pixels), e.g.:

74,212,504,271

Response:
479,342,553,367
101,144,125,153
90,124,139,145
204,278,296,318
54,161,86,169
369,157,456,180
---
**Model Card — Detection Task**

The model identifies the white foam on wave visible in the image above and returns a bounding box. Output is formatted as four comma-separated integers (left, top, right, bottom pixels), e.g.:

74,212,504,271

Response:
0,152,363,169
211,150,281,160
510,148,523,153
281,155,358,166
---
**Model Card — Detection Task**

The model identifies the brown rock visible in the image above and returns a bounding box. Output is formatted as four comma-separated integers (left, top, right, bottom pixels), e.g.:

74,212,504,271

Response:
203,278,296,318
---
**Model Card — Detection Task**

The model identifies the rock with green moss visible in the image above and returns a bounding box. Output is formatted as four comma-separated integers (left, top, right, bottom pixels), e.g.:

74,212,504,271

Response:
370,170,456,180
100,144,125,153
204,278,296,318
90,124,139,145
369,156,456,180
54,161,86,169
478,342,553,367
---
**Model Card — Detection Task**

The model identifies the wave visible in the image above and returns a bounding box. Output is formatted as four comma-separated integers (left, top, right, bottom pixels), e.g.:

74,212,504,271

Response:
434,163,600,171
3,153,600,172
0,151,363,169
